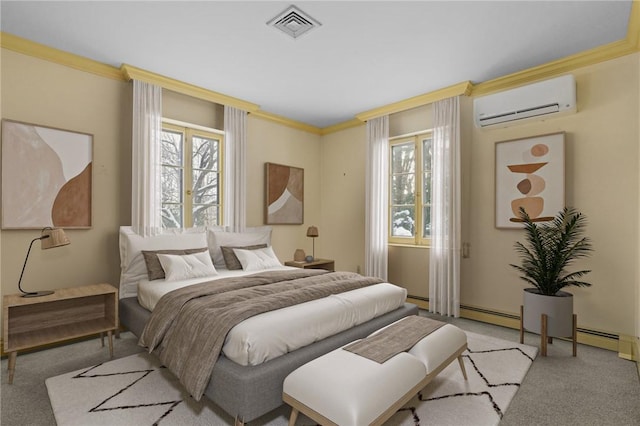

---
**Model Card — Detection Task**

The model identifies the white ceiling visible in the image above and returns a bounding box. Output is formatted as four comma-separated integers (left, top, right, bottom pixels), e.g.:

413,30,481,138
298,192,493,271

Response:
0,1,633,128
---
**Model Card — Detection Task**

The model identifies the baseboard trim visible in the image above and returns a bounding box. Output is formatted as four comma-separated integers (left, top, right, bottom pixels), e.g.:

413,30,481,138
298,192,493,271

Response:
618,334,640,362
406,296,622,354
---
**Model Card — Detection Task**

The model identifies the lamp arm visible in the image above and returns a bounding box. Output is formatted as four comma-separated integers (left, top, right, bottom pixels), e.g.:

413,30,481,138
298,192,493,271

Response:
17,235,49,295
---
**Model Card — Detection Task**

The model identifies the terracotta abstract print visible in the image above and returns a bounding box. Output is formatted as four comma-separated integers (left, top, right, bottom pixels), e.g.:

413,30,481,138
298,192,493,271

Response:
495,133,564,228
265,163,303,224
2,120,92,228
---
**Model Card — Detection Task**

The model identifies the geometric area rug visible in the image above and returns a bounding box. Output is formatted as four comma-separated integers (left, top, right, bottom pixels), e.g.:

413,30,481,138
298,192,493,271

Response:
46,331,537,426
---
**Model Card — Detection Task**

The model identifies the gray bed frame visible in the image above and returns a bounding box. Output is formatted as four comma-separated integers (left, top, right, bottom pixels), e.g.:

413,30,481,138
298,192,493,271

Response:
119,297,418,424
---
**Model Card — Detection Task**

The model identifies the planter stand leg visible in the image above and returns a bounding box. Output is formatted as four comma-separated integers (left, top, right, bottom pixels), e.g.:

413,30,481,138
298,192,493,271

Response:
541,314,548,357
519,305,524,344
572,314,577,357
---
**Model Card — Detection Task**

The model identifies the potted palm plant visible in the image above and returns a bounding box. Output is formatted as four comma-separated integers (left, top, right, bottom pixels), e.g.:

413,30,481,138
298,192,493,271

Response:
511,207,594,342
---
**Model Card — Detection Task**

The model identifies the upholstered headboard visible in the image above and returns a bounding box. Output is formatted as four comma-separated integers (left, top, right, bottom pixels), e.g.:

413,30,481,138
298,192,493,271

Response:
118,226,272,299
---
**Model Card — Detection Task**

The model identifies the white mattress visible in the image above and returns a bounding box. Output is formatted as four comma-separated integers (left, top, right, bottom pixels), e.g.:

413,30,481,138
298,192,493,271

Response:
137,269,407,366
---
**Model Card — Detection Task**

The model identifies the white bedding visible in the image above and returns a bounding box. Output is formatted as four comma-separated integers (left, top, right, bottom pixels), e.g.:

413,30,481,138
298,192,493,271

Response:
137,269,407,366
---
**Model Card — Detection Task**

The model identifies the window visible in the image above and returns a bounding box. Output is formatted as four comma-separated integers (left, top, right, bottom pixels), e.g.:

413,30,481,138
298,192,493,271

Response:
160,122,223,228
389,133,433,245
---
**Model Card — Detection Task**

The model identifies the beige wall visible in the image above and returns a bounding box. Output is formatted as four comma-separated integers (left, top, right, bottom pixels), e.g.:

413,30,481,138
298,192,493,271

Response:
386,98,475,299
467,54,639,336
0,50,325,336
322,54,640,339
1,49,131,304
637,52,640,340
163,89,223,129
2,44,638,343
319,124,366,272
246,115,322,263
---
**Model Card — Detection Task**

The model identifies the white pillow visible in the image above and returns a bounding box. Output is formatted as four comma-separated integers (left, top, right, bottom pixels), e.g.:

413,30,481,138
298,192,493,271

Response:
208,227,272,268
119,226,208,299
233,246,282,272
157,251,218,282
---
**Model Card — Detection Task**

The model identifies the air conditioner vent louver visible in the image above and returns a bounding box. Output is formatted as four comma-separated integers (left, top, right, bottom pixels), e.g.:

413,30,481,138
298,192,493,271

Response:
267,5,321,39
474,75,576,128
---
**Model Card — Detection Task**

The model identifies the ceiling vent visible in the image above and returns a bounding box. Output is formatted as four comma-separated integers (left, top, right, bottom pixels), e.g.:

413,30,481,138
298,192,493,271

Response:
267,5,321,39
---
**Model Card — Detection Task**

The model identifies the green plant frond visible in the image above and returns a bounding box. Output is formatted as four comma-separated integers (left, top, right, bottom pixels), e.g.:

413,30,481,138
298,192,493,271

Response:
559,270,592,282
512,206,594,294
564,280,593,288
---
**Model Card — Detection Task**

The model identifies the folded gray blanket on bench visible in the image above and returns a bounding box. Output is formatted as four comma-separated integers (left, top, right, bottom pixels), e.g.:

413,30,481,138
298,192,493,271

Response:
343,315,445,363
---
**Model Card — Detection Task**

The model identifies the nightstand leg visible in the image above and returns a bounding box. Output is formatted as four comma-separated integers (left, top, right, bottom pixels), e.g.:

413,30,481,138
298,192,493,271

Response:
7,352,17,384
107,330,114,358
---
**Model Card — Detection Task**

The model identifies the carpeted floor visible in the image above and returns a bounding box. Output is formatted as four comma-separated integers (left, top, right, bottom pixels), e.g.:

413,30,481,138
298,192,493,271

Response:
43,331,537,426
2,312,639,425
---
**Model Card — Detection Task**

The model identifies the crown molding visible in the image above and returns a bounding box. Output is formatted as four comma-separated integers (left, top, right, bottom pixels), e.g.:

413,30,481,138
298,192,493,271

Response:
3,0,639,135
250,110,323,135
629,0,640,49
471,39,639,97
320,119,363,135
355,81,473,123
0,32,124,81
121,64,260,113
471,1,640,96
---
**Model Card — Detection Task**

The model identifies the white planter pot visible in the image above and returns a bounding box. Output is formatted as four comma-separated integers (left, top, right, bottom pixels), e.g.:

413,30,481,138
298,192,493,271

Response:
523,288,574,338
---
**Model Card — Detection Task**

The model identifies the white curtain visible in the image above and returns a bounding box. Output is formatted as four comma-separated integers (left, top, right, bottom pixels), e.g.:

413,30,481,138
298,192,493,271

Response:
429,96,461,317
365,115,389,280
131,80,162,236
223,106,247,233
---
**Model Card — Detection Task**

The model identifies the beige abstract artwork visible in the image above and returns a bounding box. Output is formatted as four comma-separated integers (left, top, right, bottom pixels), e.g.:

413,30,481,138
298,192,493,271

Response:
2,120,92,229
265,162,303,224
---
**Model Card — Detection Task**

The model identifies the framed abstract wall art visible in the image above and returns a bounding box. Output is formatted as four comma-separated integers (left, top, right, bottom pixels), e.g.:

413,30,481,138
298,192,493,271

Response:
495,132,565,229
265,162,303,224
2,120,93,229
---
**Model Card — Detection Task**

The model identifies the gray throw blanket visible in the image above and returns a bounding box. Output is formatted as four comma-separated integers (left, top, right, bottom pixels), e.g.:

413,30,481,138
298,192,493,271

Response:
139,269,383,400
343,315,445,363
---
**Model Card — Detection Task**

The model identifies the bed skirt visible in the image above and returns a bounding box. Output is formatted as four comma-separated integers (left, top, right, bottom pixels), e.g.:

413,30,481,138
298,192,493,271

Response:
119,297,418,422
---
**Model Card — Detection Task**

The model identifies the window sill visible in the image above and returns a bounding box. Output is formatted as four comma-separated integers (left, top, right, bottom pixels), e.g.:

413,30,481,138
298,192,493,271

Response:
388,243,431,249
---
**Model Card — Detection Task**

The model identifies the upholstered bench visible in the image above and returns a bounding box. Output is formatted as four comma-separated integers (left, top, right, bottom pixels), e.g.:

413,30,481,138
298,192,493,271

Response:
282,319,468,426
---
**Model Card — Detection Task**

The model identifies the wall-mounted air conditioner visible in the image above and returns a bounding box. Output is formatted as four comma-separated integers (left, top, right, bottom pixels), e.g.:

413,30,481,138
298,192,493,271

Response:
473,75,576,128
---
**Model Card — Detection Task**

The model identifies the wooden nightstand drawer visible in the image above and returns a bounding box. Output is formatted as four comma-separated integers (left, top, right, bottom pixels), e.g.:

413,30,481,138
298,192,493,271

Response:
285,259,335,271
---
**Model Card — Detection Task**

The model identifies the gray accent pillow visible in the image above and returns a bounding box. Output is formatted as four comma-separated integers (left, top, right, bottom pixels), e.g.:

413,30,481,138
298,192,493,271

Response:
142,247,208,280
220,244,268,270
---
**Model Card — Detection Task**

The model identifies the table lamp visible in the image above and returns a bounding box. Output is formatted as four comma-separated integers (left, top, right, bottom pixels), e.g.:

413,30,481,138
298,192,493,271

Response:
306,226,319,261
18,227,70,297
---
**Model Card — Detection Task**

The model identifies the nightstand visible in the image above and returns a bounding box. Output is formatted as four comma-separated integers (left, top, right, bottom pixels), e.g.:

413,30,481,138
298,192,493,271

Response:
285,258,335,271
3,283,118,384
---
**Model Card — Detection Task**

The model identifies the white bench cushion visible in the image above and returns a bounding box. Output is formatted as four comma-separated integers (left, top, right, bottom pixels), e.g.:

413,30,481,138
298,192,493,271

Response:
283,344,426,426
408,323,467,373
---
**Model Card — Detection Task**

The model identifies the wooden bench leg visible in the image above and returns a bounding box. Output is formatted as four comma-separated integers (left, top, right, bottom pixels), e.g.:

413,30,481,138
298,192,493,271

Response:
519,305,524,344
572,313,577,357
541,314,548,357
288,407,299,426
457,355,468,380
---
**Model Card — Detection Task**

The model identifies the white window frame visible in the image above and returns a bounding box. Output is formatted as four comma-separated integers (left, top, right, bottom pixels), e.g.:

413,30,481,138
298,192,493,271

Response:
161,120,224,228
389,132,433,246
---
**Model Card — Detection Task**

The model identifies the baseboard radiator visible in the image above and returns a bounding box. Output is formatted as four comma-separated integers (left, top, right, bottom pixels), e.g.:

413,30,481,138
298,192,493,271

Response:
407,296,636,361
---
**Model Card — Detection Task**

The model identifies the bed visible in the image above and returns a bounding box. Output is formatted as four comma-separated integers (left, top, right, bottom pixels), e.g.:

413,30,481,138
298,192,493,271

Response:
117,226,418,424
